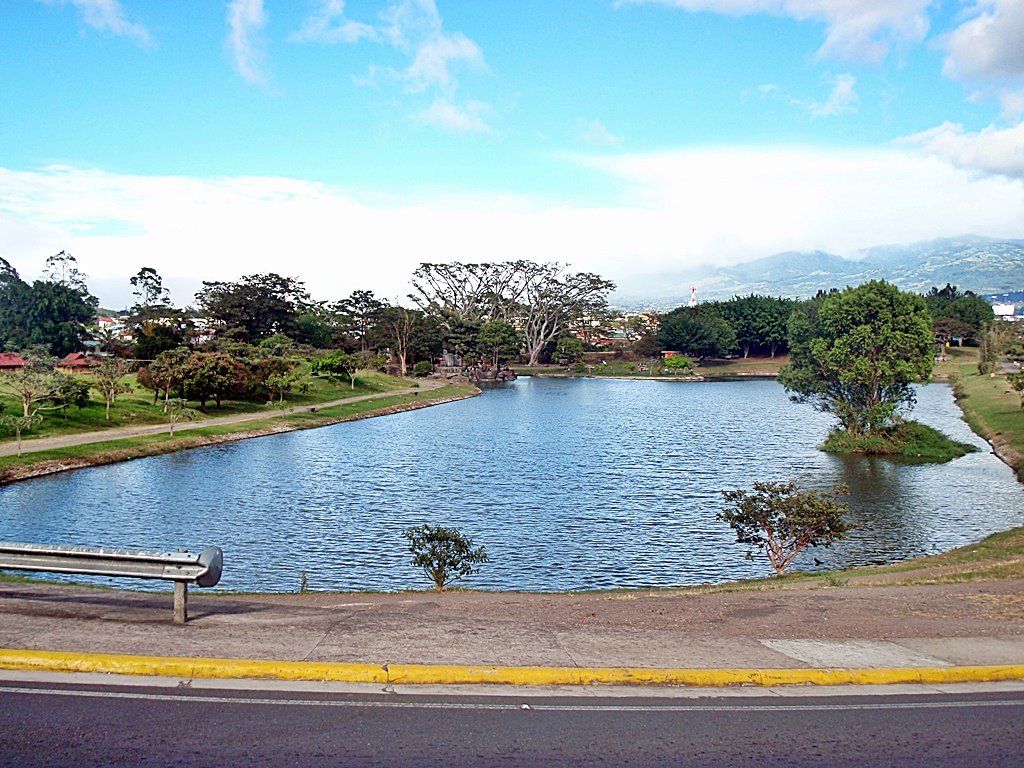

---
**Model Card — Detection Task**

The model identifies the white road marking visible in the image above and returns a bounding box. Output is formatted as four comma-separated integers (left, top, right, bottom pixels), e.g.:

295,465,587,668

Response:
2,685,1022,713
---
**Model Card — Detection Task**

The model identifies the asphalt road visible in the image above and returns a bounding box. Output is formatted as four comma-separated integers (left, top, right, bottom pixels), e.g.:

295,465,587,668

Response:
1,680,1022,767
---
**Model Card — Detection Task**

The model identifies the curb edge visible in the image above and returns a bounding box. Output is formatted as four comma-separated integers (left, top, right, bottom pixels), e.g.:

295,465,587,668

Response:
3,649,1024,688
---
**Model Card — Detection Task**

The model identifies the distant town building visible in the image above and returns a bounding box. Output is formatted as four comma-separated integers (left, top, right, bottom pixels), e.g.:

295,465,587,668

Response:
993,303,1016,319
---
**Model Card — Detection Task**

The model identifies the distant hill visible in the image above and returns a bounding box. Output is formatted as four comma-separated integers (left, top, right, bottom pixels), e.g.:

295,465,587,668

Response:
613,235,1024,310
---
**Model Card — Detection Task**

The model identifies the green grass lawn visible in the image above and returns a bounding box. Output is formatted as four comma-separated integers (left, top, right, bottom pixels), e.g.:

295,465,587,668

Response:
0,381,477,480
0,368,410,442
952,358,1024,479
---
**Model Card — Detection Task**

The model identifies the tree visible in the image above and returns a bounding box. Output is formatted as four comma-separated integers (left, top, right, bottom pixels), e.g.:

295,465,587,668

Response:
0,267,98,357
0,349,65,453
91,358,134,420
663,354,692,374
925,284,994,340
43,250,88,292
24,280,100,357
409,261,614,367
312,350,360,389
552,335,584,366
719,481,851,576
264,367,308,404
377,305,423,376
779,281,934,437
50,374,91,418
658,307,737,358
632,332,662,358
409,262,532,326
1008,372,1024,409
403,524,489,590
520,267,614,366
130,266,172,309
0,349,61,418
179,352,249,408
137,347,191,411
336,290,387,351
165,398,197,437
477,319,521,367
293,308,336,348
127,267,185,356
195,273,310,342
933,316,975,346
0,411,43,457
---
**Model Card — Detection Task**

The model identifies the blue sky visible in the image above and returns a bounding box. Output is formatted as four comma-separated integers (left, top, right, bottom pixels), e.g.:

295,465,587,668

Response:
1,0,1022,307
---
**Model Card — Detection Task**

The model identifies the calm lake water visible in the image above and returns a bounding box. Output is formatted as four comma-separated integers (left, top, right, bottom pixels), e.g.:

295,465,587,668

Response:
2,377,1021,592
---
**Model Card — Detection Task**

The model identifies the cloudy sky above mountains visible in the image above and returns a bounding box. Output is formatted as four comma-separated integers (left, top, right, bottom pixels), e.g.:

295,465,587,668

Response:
1,0,1022,306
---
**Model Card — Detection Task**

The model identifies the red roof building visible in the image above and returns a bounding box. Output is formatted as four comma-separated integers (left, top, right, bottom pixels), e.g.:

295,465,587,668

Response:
0,353,27,370
58,352,94,371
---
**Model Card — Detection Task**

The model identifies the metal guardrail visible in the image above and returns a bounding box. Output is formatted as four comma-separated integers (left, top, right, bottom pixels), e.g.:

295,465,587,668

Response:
0,542,223,624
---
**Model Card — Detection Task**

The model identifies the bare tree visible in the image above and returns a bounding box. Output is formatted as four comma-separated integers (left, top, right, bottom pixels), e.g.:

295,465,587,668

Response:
91,358,133,420
520,268,614,366
378,305,419,376
409,261,614,366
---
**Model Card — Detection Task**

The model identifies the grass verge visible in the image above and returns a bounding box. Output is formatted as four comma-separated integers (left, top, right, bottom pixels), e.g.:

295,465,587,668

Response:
950,360,1024,482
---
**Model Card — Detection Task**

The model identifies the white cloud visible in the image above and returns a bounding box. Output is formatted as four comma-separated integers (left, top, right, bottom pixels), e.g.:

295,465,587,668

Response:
291,0,490,130
288,0,376,44
942,0,1024,83
227,0,268,86
1,153,1021,306
40,0,152,46
417,99,491,134
578,119,625,147
996,89,1024,123
900,121,1024,180
801,72,858,117
619,0,931,62
402,32,485,93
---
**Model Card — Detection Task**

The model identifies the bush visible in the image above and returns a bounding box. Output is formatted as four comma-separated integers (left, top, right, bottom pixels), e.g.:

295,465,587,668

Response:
719,481,851,576
403,524,489,590
412,361,433,377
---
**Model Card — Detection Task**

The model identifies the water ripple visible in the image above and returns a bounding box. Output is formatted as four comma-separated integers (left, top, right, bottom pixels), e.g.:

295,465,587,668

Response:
1,378,1021,592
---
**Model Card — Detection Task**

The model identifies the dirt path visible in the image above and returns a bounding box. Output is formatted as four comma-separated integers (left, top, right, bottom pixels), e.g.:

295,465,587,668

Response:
0,379,445,458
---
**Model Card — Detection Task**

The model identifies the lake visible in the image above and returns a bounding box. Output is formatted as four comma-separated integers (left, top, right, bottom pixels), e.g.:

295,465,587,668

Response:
1,377,1021,592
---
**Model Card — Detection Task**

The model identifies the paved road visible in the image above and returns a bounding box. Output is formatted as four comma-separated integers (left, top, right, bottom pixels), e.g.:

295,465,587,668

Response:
0,379,445,457
1,677,1022,767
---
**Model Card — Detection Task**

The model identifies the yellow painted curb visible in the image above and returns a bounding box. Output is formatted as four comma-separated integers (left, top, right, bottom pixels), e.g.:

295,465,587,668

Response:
2,649,1024,687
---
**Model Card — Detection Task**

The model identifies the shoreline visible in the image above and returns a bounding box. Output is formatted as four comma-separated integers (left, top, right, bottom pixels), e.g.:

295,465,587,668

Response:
3,365,1021,597
0,385,479,486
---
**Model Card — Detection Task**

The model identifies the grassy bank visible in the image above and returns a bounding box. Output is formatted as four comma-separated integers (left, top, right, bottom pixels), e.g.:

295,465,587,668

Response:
948,351,1024,481
0,369,410,440
674,524,1024,595
0,382,478,485
821,420,977,463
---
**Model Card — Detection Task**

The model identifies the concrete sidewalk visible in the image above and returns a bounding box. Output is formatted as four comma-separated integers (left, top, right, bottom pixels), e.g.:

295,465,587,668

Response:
2,580,1023,686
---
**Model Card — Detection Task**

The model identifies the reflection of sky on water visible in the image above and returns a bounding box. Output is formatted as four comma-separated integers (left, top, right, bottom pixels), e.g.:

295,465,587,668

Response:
1,379,1021,592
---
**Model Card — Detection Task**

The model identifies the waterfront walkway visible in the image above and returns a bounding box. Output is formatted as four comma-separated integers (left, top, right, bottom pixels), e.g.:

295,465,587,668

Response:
2,578,1022,687
0,379,444,458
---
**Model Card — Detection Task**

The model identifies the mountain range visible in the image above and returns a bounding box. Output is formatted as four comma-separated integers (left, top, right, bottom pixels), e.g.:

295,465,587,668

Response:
613,235,1024,310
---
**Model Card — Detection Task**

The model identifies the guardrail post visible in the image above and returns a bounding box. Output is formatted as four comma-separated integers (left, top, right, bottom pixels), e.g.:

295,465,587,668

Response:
173,582,188,625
